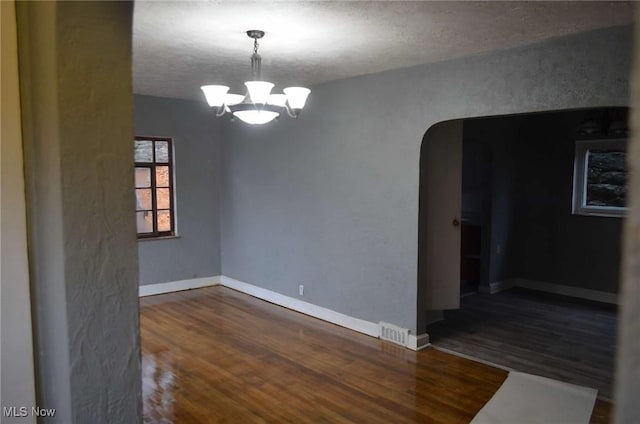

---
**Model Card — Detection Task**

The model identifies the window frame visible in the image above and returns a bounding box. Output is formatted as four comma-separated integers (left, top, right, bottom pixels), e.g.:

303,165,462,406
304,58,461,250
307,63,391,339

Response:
572,138,627,218
135,136,176,239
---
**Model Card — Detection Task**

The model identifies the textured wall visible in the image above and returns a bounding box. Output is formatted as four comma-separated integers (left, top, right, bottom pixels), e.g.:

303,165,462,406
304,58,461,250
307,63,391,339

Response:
221,25,632,334
17,2,73,420
1,1,37,421
17,2,141,423
134,95,222,285
615,8,640,423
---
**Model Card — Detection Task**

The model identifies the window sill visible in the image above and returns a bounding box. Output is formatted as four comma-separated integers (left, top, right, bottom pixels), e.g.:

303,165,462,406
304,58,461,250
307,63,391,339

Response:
572,212,626,219
137,235,181,242
572,206,627,218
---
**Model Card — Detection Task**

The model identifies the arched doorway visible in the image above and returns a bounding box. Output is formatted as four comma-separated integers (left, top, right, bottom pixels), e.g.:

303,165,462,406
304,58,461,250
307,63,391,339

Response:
418,107,628,398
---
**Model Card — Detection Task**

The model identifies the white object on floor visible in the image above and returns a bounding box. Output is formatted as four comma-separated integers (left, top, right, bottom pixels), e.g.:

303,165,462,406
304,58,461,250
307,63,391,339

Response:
471,371,597,424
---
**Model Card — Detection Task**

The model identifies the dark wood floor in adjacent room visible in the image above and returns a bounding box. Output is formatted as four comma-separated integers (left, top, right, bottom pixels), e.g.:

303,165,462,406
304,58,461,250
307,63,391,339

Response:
140,286,611,423
426,288,617,399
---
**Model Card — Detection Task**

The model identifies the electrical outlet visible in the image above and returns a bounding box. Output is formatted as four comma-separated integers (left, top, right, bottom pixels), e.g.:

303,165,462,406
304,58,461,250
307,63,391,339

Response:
299,284,304,296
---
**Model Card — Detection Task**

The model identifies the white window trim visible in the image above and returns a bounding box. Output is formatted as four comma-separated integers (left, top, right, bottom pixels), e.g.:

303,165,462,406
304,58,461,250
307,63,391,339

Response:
572,138,627,218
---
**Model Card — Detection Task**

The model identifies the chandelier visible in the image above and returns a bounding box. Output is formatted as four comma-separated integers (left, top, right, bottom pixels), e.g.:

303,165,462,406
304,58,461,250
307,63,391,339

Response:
201,30,311,125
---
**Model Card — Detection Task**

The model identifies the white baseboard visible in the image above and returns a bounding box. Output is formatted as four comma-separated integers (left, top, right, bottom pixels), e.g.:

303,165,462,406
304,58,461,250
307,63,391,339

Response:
220,276,380,338
139,276,220,297
139,275,430,350
224,275,432,351
513,278,618,305
408,333,431,351
481,277,617,304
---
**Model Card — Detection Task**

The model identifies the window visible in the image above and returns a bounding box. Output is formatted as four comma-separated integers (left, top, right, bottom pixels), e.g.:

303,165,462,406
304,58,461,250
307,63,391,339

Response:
572,138,627,217
134,136,175,238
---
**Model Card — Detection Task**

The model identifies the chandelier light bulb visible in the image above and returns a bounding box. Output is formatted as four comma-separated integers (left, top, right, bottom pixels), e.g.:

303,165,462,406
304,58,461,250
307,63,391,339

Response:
245,81,274,104
201,85,229,108
233,110,280,125
283,87,311,110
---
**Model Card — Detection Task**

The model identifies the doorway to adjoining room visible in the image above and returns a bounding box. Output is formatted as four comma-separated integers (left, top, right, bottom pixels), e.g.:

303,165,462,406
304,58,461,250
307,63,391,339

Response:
420,108,627,399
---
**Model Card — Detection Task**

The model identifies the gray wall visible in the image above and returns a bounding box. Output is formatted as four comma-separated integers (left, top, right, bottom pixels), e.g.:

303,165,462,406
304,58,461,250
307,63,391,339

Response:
221,25,632,334
17,2,140,422
134,95,222,285
1,0,37,419
515,111,623,293
615,9,640,422
464,110,624,294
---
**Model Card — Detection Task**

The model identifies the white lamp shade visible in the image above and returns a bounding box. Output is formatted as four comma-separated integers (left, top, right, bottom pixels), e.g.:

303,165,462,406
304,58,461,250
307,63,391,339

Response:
267,94,287,107
283,87,310,110
201,85,230,107
225,93,245,106
245,81,274,104
233,110,280,125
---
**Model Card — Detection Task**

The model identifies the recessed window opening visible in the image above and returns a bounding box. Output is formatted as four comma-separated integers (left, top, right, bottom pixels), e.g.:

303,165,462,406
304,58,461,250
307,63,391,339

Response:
572,138,628,218
134,136,176,238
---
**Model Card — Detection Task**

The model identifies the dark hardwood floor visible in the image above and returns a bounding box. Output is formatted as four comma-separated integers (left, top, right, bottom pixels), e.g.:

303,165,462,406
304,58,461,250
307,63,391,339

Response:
141,286,611,423
426,288,617,399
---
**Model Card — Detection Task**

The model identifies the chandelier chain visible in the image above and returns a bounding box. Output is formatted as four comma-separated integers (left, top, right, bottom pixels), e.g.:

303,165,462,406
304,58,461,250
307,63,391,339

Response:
250,37,262,80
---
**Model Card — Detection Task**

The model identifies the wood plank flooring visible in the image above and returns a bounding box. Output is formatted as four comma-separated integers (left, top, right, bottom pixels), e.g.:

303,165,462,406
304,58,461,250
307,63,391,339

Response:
141,286,611,423
426,288,617,399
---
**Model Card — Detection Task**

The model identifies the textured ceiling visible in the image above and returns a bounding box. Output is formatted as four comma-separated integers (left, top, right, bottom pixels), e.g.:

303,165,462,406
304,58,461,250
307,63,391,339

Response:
133,1,633,101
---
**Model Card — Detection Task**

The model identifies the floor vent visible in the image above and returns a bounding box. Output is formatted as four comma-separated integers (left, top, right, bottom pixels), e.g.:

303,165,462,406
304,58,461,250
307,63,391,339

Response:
379,322,409,347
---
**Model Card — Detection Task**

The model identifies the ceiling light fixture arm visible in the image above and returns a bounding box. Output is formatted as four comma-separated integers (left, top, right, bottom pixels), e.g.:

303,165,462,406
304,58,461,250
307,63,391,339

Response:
215,105,227,117
284,103,301,119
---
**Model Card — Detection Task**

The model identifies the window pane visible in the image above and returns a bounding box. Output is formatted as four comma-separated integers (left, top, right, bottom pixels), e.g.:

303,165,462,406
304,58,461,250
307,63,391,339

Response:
137,211,153,233
586,149,627,207
134,140,153,162
135,167,151,188
157,210,171,232
156,188,171,209
136,189,152,211
134,137,175,238
156,166,170,187
155,141,169,163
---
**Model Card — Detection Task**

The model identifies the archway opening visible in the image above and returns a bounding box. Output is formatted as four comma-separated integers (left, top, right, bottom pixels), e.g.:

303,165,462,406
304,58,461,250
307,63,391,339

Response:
418,107,628,398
